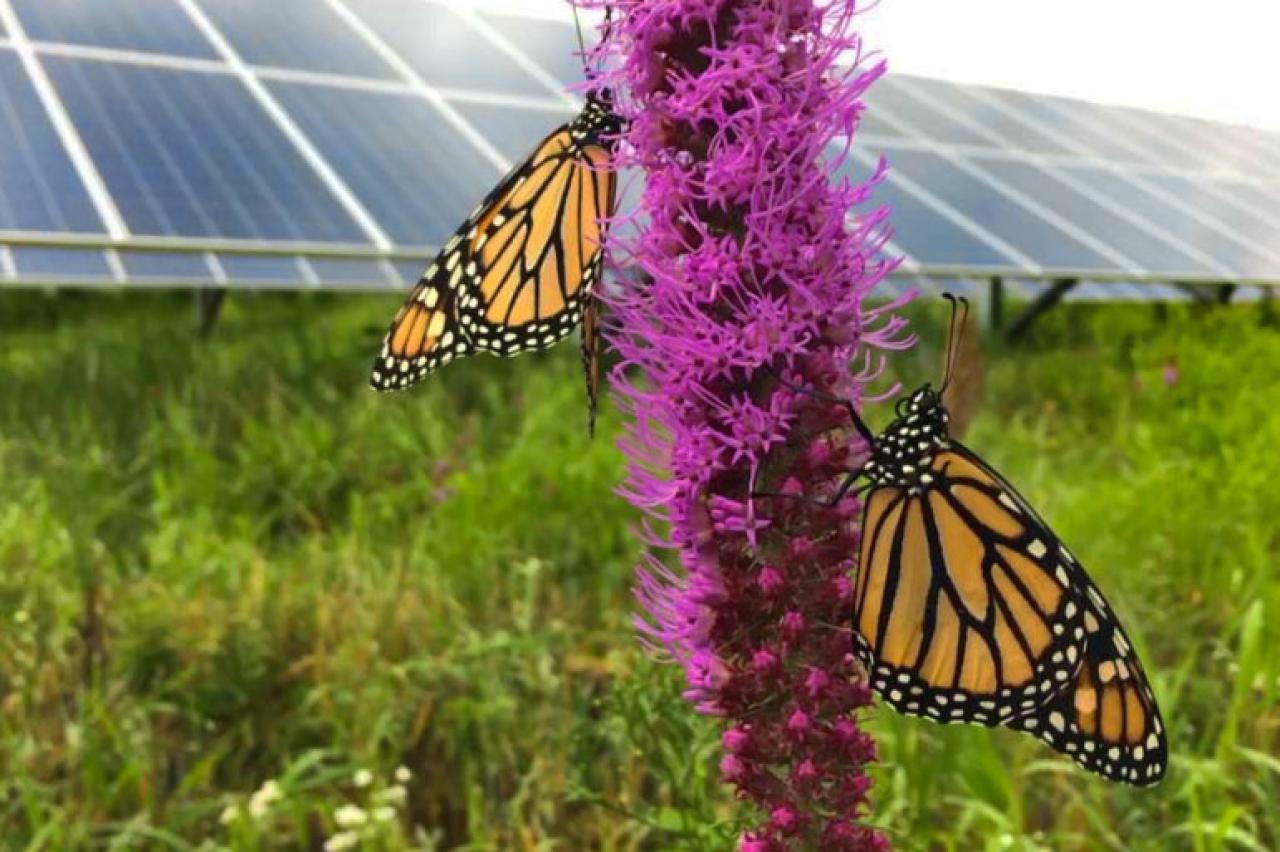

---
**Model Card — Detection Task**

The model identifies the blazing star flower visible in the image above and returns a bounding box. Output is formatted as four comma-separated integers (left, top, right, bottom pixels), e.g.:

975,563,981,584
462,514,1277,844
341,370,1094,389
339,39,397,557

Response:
579,0,912,847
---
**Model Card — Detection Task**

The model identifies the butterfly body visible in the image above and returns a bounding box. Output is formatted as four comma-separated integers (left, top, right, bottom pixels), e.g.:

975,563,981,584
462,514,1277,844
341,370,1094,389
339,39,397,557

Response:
844,378,1167,786
370,92,622,405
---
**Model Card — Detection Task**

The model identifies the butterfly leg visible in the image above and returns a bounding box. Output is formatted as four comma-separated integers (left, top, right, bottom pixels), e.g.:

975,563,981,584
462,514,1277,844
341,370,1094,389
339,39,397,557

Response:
581,297,602,439
762,363,877,448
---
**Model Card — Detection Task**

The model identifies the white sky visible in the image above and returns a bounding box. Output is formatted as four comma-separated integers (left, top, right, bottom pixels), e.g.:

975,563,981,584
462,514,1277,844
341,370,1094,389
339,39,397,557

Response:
477,0,1280,133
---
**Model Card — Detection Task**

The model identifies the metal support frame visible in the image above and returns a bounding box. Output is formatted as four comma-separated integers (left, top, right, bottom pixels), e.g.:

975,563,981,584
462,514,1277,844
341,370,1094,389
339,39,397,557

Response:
1005,278,1078,342
1172,281,1237,305
986,275,1005,331
195,288,226,337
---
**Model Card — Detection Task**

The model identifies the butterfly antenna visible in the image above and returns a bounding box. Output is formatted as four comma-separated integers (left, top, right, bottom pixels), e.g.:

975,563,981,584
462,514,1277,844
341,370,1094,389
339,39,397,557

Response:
571,6,590,79
939,294,969,394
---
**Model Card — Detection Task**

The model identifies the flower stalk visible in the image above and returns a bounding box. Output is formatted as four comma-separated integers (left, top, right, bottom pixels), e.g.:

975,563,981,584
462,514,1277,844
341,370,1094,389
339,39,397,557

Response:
582,1,912,847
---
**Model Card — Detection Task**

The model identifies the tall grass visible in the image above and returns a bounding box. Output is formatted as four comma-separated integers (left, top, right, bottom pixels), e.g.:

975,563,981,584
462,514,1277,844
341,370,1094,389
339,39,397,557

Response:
1,290,1276,850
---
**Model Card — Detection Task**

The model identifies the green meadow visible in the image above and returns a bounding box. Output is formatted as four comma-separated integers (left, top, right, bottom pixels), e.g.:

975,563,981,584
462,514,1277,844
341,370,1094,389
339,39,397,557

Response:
1,290,1277,851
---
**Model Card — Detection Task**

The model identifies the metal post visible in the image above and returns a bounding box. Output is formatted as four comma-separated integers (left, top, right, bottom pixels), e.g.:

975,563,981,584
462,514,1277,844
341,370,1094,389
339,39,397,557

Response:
1006,278,1077,342
196,288,226,337
986,275,1004,331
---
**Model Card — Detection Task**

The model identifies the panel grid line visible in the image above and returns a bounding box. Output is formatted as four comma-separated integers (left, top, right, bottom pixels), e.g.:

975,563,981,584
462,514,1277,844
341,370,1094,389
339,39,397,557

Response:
875,85,1242,275
958,83,1280,264
871,99,1147,275
322,0,513,174
848,147,1041,273
175,0,393,250
0,0,127,239
104,248,126,283
204,250,228,285
447,3,579,108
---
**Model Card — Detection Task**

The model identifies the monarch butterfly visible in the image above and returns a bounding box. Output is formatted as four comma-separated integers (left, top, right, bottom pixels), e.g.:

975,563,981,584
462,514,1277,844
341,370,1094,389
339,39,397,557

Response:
369,89,622,433
775,297,1167,786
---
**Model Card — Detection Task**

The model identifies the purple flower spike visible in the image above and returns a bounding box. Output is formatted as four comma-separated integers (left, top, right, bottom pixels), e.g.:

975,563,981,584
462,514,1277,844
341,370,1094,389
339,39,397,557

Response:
578,0,912,846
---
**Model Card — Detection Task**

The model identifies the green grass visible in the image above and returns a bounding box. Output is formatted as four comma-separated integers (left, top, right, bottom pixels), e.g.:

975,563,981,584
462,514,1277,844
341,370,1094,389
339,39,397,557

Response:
1,290,1277,850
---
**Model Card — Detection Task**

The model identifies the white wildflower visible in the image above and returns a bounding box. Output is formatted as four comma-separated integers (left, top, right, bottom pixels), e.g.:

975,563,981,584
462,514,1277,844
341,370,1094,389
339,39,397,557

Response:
352,769,374,788
376,785,406,806
249,780,282,818
219,804,241,825
372,806,397,823
394,765,411,783
334,804,368,829
324,831,360,852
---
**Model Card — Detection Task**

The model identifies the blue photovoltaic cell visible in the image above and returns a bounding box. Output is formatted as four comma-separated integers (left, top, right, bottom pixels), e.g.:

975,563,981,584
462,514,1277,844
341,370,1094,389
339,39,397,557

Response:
197,0,395,80
1137,173,1280,258
119,250,214,281
1074,106,1211,172
885,147,1118,271
845,156,1016,270
1224,127,1280,178
0,53,103,233
11,246,112,278
476,12,591,92
267,81,502,245
895,77,1075,156
13,0,217,60
217,253,308,284
343,0,550,96
392,259,427,287
1222,181,1280,228
968,154,1220,275
1155,114,1275,176
985,89,1157,166
445,99,575,164
1060,165,1279,279
44,58,366,243
307,257,394,289
860,87,910,139
874,78,996,148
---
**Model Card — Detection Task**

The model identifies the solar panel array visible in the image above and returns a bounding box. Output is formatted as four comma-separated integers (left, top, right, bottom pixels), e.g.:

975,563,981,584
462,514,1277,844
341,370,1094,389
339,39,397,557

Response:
0,0,1276,300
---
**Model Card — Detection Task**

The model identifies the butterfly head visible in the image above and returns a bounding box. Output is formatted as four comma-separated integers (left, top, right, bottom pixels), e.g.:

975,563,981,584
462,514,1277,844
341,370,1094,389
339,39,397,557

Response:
581,89,625,144
865,384,951,487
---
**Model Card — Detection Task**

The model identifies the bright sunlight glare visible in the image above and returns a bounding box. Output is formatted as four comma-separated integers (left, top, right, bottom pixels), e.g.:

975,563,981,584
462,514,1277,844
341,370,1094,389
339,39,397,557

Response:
480,0,1280,132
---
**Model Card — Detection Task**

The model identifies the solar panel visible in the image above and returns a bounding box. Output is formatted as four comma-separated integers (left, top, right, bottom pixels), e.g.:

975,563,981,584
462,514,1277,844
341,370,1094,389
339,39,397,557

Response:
0,0,1274,302
12,0,218,60
889,76,1078,156
473,11,594,92
1058,166,1279,279
217,253,309,285
119,250,214,283
11,246,113,279
198,0,396,80
0,53,103,233
982,87,1158,166
445,98,576,163
43,56,367,242
872,77,997,148
307,256,396,289
341,0,553,96
266,80,503,244
881,146,1119,272
966,154,1223,276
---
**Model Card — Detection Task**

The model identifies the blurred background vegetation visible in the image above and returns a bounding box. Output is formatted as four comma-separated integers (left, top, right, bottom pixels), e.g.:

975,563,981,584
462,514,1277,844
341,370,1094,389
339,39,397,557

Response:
1,290,1277,851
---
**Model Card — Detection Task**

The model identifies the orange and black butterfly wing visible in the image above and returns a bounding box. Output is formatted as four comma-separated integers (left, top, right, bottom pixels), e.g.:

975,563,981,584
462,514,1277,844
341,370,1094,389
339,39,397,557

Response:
370,98,618,394
370,262,471,391
854,445,1088,726
458,129,616,356
1013,571,1168,786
